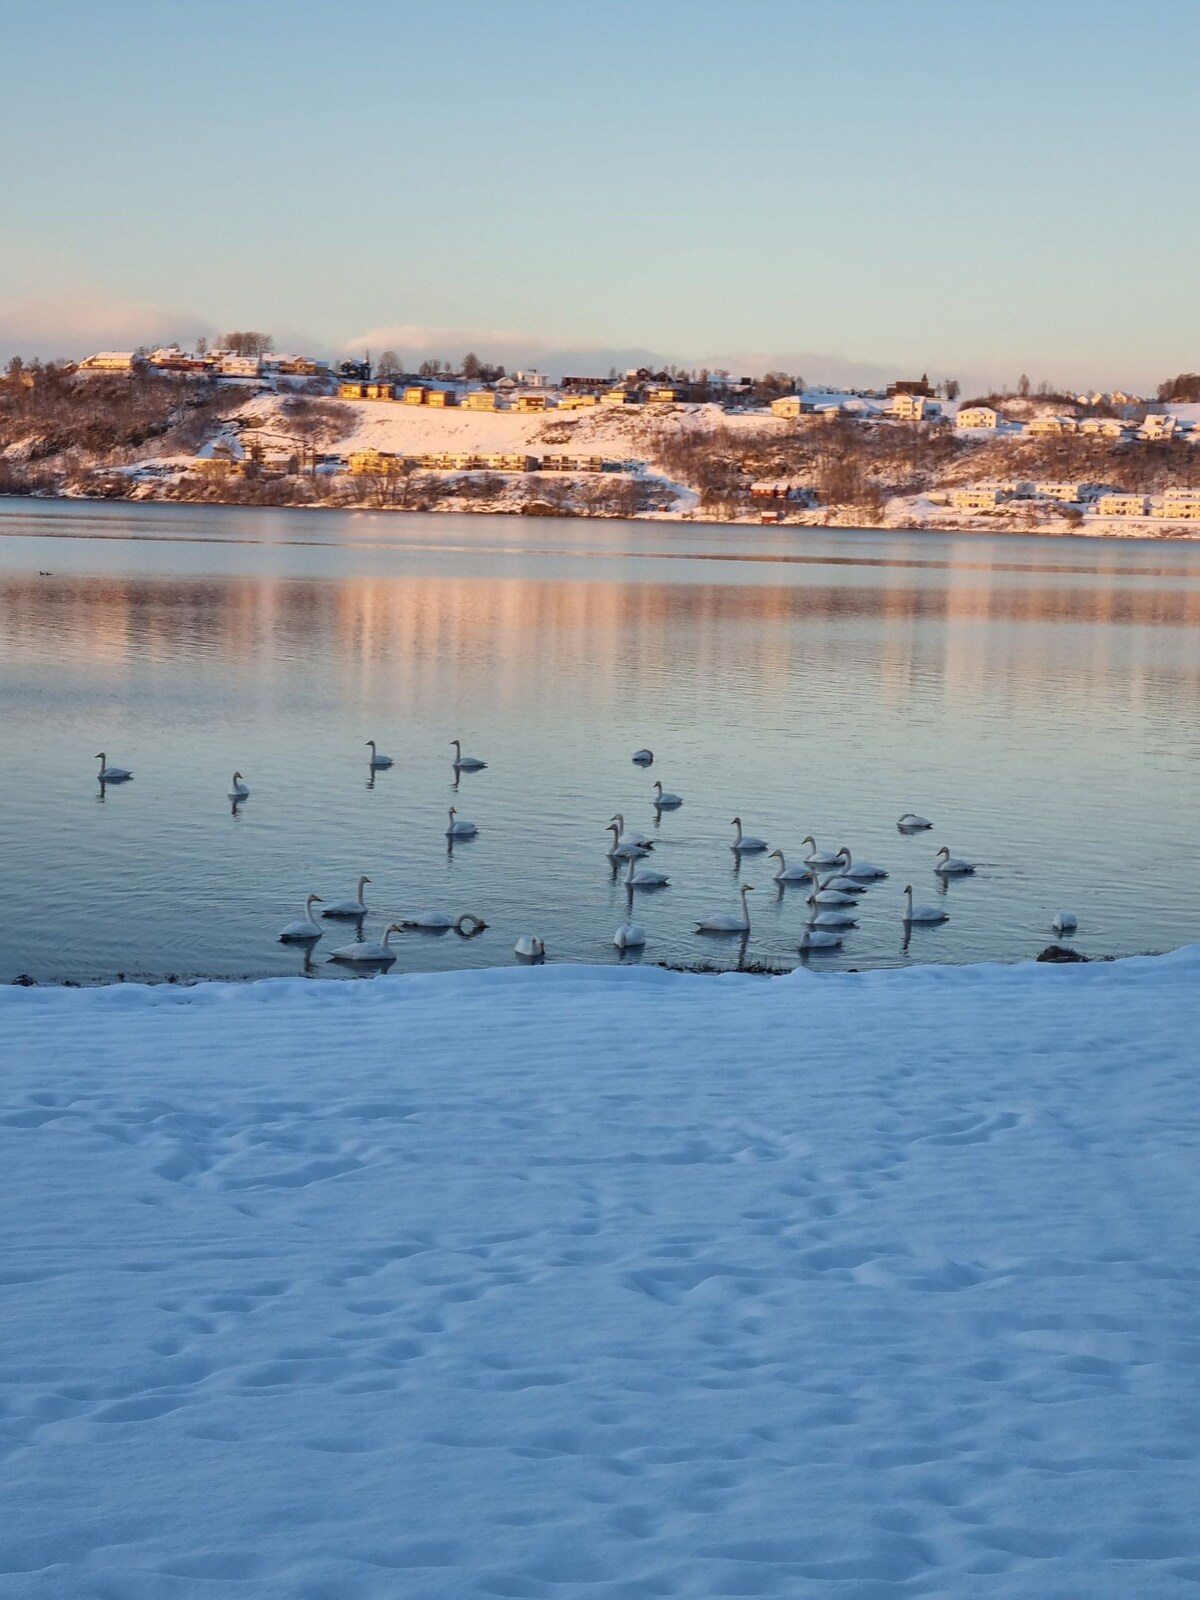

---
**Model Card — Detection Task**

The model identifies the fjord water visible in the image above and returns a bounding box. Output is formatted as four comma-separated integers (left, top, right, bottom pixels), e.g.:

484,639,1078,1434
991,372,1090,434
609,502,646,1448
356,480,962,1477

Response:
1,498,1197,983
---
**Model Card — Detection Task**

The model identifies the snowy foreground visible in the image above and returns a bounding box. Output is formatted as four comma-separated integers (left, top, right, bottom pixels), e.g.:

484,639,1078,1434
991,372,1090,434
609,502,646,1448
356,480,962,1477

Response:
2,954,1198,1599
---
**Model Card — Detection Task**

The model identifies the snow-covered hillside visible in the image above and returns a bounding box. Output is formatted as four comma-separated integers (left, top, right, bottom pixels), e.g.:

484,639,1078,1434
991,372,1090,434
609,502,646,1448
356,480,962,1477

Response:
2,952,1197,1596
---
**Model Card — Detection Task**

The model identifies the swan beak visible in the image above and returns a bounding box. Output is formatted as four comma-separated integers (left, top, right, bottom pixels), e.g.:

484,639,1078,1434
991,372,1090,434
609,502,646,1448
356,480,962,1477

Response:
312,896,324,902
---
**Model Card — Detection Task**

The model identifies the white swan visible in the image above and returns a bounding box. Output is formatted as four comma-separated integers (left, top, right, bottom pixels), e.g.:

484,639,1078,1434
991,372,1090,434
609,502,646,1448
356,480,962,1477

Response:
807,878,859,908
652,781,683,809
228,771,250,800
446,807,477,838
365,739,393,769
934,846,975,876
897,813,932,830
322,876,371,917
400,911,487,933
632,748,654,765
613,921,647,949
903,885,948,924
450,739,487,771
95,752,132,781
819,872,867,894
835,847,887,881
696,884,754,933
610,813,655,848
800,928,843,951
514,935,546,961
606,823,652,860
625,855,669,888
731,817,768,852
328,923,401,964
768,850,812,883
807,907,858,930
801,836,842,867
1052,911,1078,934
279,894,324,941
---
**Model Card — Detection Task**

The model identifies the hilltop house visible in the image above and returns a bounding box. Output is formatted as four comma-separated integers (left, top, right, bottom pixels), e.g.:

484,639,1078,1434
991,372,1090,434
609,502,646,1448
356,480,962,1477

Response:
1079,417,1127,439
1027,415,1078,436
955,406,1000,430
79,352,139,373
1140,413,1179,440
890,393,940,422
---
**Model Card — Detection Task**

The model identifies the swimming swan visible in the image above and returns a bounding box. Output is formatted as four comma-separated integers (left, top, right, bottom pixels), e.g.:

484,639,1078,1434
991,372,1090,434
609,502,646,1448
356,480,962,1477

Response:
934,847,975,876
897,813,933,830
1052,910,1078,934
835,847,887,881
652,782,683,809
801,836,842,867
400,911,487,933
95,753,132,781
514,935,546,961
768,850,813,883
632,749,654,765
807,906,858,930
446,808,478,838
903,885,948,924
328,923,402,963
625,855,669,888
730,817,768,852
450,739,487,771
613,921,647,949
228,771,250,800
800,928,843,951
606,823,652,860
696,884,754,933
365,740,393,769
279,894,324,941
322,876,371,917
610,814,655,848
807,878,859,908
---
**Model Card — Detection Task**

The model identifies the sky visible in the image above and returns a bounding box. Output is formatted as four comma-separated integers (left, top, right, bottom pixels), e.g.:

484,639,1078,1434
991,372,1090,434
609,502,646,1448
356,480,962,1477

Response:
1,0,1197,391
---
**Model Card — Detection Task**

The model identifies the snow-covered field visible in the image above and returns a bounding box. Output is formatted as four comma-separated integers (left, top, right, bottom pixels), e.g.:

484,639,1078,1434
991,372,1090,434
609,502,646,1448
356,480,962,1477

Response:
2,952,1197,1597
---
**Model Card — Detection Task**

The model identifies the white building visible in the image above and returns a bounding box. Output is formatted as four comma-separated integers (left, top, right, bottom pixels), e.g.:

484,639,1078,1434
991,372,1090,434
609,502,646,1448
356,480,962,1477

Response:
514,369,550,388
79,351,138,373
890,393,940,422
1079,417,1126,439
1034,482,1088,502
1153,497,1200,519
1027,415,1078,436
955,406,999,430
215,354,262,378
951,487,1009,511
1095,494,1147,516
1140,413,1178,440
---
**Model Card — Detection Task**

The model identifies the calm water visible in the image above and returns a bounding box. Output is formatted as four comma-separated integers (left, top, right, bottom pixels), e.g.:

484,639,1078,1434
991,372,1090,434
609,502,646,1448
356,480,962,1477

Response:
1,497,1198,983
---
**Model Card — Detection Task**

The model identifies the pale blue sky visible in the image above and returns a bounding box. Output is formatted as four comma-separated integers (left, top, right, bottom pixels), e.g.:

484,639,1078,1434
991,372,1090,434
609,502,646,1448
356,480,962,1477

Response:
2,0,1196,389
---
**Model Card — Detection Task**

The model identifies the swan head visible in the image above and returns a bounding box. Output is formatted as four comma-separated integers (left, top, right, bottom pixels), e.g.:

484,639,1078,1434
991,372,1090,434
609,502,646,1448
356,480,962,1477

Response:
449,807,457,818
769,850,783,861
387,923,404,934
308,894,323,904
802,836,816,850
837,846,851,865
935,847,949,862
610,814,625,831
366,740,375,748
903,884,913,896
742,884,754,894
95,752,105,763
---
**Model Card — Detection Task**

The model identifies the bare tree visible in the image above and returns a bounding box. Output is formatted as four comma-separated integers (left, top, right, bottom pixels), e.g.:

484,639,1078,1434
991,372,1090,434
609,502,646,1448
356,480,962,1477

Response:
222,331,274,357
376,349,403,379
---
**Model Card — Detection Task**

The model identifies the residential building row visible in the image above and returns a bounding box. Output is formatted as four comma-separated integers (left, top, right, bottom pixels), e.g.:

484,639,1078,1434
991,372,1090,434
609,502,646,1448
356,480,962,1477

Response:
949,483,1200,516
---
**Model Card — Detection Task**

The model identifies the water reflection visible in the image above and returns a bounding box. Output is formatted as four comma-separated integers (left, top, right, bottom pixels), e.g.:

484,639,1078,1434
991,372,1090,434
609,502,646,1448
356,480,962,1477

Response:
1,504,1199,984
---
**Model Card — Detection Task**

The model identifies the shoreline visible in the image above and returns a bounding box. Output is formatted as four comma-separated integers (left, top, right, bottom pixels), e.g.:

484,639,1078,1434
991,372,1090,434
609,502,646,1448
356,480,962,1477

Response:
6,486,1200,542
